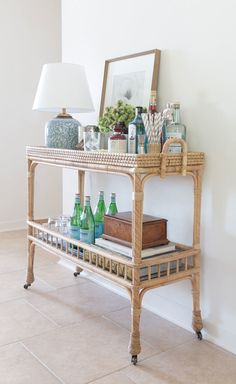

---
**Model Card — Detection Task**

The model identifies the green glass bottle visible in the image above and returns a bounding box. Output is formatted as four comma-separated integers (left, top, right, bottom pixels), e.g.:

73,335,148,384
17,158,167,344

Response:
80,196,95,244
94,191,106,238
106,192,118,215
69,193,82,239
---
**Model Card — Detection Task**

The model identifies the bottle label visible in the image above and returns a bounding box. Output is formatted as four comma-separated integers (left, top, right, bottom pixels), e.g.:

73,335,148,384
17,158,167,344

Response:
128,124,136,153
95,222,104,238
108,138,127,153
165,132,182,153
69,225,80,240
80,229,95,244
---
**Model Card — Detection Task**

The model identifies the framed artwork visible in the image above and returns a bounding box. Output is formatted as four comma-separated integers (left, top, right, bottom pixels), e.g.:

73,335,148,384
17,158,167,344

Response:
99,49,161,116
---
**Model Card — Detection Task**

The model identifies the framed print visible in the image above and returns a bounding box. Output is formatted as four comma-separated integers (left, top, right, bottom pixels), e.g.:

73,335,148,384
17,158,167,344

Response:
99,49,161,116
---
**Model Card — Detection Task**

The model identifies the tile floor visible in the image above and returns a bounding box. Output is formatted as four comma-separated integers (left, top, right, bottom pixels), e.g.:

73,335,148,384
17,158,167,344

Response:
0,230,236,384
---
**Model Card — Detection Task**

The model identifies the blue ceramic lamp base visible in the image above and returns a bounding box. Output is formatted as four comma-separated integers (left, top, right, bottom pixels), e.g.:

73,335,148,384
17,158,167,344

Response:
45,116,80,149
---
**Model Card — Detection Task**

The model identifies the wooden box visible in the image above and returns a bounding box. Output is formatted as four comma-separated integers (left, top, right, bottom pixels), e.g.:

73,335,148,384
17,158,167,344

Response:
103,211,168,249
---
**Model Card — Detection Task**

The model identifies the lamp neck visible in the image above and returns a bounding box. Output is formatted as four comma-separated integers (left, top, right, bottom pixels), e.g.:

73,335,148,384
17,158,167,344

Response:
56,108,72,118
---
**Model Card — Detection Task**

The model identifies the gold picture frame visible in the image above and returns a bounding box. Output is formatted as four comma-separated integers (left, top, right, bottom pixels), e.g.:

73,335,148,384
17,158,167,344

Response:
99,49,161,117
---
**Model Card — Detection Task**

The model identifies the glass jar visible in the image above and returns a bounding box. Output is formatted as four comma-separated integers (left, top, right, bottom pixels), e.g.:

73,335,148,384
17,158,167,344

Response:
108,123,127,153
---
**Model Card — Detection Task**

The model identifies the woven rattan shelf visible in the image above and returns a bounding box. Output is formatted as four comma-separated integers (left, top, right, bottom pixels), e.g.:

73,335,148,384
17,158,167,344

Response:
25,140,204,364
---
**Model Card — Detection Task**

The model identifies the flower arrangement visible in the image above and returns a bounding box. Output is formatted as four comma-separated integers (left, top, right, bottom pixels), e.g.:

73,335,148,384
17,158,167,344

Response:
98,100,135,133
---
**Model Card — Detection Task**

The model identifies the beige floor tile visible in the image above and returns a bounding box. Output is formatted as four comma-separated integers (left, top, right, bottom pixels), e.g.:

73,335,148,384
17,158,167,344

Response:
23,316,156,384
104,307,192,351
25,281,130,326
0,342,61,384
0,246,59,274
0,269,55,304
123,339,236,384
0,299,57,346
35,263,86,289
89,371,136,384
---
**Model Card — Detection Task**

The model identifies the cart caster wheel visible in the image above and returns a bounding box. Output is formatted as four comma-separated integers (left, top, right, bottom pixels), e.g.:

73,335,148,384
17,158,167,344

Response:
196,331,202,340
131,355,138,365
23,283,31,290
73,272,80,277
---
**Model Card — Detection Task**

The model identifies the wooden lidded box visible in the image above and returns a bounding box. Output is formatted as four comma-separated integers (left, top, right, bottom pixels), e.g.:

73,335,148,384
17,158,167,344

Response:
103,211,168,249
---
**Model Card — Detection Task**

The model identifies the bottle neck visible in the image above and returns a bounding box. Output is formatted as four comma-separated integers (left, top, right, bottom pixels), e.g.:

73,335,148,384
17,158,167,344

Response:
173,108,181,124
110,194,116,203
84,197,91,207
99,192,104,201
75,198,80,204
135,107,143,117
149,92,157,113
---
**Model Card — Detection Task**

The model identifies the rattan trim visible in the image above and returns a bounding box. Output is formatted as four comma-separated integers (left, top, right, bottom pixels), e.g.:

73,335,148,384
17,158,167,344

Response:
26,146,204,169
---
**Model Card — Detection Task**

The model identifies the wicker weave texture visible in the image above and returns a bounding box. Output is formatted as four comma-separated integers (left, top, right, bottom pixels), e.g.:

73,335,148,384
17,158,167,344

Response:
26,146,204,168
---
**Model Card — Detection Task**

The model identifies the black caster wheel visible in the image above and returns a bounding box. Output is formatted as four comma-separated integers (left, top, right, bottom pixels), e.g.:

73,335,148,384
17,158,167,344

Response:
73,272,80,277
131,355,138,365
23,283,31,290
196,331,202,340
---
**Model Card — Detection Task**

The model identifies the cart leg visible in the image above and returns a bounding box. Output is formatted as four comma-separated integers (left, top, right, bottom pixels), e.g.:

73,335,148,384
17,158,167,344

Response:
24,241,35,289
128,287,142,364
191,272,203,339
74,266,83,277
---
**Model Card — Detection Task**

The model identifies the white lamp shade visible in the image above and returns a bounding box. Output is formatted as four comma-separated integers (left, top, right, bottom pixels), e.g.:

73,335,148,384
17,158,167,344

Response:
33,63,94,113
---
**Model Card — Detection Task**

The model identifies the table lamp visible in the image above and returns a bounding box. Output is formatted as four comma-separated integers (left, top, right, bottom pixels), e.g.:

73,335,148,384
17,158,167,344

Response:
33,63,94,149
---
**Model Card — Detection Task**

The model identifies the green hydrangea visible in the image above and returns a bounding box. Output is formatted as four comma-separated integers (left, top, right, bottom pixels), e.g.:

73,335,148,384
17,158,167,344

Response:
98,100,135,133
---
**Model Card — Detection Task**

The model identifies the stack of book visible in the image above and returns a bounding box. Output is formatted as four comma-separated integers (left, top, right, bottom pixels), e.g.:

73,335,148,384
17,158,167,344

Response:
95,237,176,259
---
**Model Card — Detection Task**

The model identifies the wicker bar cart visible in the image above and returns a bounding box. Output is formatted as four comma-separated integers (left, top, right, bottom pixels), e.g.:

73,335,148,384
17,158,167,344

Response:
25,138,204,364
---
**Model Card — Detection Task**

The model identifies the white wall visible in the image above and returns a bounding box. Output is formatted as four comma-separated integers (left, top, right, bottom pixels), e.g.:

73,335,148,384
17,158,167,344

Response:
0,0,62,231
62,0,236,354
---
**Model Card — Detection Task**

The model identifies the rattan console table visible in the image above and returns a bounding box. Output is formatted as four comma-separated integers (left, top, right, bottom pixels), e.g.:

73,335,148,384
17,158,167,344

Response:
25,139,204,364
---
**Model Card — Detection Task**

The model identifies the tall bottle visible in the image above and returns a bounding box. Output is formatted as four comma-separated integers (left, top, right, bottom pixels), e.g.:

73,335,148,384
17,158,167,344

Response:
128,106,148,154
80,196,95,244
94,191,106,238
149,90,158,114
162,103,174,148
163,102,186,153
106,192,118,215
69,193,82,239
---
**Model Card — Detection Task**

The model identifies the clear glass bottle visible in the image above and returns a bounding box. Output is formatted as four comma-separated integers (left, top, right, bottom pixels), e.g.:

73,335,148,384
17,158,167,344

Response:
128,107,148,154
106,192,118,215
69,193,82,240
108,123,127,153
80,196,95,244
94,191,106,238
162,103,174,147
163,102,186,153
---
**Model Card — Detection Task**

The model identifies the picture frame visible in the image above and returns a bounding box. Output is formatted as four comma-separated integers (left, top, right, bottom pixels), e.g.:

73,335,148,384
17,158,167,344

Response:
99,49,161,117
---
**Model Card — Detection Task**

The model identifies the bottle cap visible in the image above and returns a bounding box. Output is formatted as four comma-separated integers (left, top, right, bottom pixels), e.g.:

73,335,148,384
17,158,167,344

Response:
75,193,80,198
99,191,104,197
170,102,180,109
135,106,143,114
111,192,116,198
85,195,90,201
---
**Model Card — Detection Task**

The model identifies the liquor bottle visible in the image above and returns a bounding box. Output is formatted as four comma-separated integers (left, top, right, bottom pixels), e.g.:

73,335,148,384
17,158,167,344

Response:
80,196,95,244
94,191,106,238
163,102,186,153
108,123,127,153
128,107,148,154
69,193,82,239
162,103,174,148
106,192,118,215
149,90,158,113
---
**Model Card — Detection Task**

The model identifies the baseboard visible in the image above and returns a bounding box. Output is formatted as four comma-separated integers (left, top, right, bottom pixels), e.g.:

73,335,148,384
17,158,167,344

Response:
0,220,26,232
58,258,236,355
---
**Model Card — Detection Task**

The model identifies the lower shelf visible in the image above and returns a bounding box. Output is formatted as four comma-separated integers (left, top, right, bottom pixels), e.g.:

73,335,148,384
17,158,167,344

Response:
28,219,199,288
